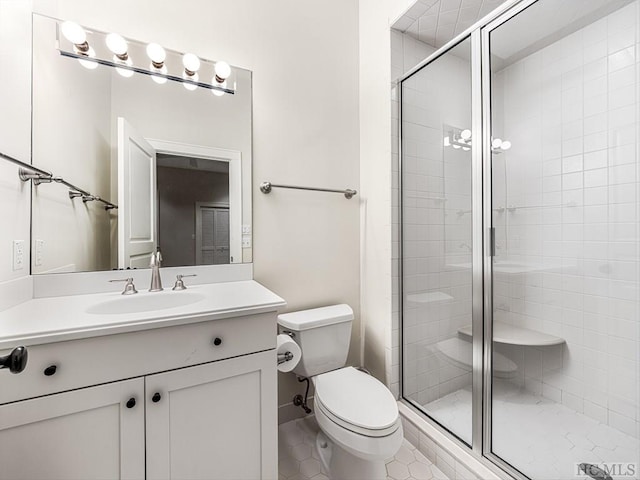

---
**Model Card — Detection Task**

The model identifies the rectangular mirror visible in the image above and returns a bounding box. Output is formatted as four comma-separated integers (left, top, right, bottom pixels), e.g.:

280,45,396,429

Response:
31,14,252,274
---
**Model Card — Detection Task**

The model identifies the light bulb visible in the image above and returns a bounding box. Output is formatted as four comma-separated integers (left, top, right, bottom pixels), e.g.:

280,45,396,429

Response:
461,129,471,140
214,61,231,82
183,71,198,90
182,53,201,74
146,43,166,67
151,65,168,84
115,56,134,77
443,137,451,147
61,21,86,46
106,33,127,57
78,46,98,70
212,80,226,96
501,140,511,150
492,138,503,149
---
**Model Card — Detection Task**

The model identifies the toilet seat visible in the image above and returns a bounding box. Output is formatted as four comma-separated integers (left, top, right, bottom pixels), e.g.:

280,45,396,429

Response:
313,367,399,437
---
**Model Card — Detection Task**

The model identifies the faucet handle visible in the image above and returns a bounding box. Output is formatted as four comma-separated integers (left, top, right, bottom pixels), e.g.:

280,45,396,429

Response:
109,277,138,295
172,274,197,291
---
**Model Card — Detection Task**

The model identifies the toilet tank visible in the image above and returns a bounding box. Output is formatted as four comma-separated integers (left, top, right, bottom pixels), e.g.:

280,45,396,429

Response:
277,304,353,378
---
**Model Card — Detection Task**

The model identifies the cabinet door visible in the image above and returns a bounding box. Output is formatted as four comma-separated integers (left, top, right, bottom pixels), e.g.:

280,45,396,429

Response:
146,350,277,480
0,378,145,480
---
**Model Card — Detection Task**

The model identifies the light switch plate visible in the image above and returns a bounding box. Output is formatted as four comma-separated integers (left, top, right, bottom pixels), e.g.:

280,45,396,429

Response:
242,225,251,234
13,240,24,270
35,240,44,266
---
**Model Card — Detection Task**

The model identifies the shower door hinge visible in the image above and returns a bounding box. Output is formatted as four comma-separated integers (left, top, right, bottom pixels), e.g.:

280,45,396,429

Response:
489,227,496,257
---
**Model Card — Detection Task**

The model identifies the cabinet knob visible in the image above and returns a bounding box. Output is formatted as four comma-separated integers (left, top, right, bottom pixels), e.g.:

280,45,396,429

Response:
0,346,28,374
126,397,136,409
152,392,161,403
43,365,57,376
212,337,222,346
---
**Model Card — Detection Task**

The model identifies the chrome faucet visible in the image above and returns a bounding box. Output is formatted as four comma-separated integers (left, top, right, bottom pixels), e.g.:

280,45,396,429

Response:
149,250,163,292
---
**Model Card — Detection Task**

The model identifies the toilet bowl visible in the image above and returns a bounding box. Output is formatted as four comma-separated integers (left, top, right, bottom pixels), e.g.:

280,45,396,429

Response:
312,367,403,479
277,305,403,480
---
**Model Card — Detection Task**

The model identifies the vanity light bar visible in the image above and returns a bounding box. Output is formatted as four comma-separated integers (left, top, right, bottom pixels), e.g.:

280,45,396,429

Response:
57,20,236,95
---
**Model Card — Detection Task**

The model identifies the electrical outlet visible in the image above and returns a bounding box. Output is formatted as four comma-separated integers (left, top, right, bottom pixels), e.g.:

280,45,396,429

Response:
13,240,24,270
242,235,252,248
35,240,44,266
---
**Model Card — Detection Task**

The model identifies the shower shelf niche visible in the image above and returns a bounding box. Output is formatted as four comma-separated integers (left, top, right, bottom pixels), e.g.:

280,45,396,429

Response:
458,321,565,346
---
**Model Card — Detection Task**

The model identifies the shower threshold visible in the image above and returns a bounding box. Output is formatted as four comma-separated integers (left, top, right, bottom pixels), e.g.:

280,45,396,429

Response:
421,384,638,480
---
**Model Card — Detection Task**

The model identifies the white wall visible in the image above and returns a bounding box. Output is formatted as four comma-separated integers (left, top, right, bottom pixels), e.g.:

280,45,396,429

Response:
359,0,393,387
0,0,362,414
0,0,33,283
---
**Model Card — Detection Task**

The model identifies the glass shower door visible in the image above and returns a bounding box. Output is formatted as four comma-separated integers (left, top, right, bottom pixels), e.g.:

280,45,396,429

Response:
401,37,474,444
487,1,640,478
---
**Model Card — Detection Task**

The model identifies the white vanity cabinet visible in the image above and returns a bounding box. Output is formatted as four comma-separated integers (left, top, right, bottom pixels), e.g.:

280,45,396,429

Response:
0,378,146,480
0,309,279,480
146,350,276,480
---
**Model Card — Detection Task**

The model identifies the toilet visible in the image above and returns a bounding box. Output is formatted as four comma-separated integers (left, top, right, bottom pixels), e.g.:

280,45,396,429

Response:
278,304,403,480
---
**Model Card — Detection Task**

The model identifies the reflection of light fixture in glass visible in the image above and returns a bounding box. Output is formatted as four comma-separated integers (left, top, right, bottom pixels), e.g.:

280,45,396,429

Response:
61,21,88,53
78,46,98,70
212,80,226,96
443,127,512,153
106,33,128,60
115,56,134,77
146,43,166,68
151,65,168,84
183,71,199,91
214,61,231,83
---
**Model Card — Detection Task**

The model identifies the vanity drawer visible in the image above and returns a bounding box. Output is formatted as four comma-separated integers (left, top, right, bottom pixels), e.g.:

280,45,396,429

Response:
0,312,276,405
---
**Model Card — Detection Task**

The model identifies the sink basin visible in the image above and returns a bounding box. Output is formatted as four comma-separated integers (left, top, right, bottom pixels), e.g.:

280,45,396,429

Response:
87,292,205,315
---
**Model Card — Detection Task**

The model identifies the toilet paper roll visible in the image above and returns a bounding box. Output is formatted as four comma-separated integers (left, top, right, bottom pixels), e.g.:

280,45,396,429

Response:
276,334,302,373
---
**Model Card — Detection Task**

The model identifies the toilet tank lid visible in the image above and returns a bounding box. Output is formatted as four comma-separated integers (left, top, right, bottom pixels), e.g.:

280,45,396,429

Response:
278,304,354,331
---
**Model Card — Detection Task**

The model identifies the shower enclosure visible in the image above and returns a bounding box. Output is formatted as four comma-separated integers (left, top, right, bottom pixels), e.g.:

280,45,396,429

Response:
399,0,639,479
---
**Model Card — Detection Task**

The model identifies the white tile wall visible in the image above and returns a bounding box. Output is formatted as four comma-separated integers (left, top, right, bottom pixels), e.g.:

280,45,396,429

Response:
390,30,437,399
391,29,475,433
492,2,640,438
392,0,640,449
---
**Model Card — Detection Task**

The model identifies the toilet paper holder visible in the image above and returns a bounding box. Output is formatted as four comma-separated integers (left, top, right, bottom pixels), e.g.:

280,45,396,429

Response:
277,351,294,365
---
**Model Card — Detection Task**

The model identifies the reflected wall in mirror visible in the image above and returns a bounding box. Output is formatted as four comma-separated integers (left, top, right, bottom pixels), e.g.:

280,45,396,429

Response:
31,14,252,274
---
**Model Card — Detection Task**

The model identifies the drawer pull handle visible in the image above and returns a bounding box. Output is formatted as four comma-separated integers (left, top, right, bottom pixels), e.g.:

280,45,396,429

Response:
0,346,28,374
152,392,162,403
44,365,57,376
212,337,222,346
126,397,136,409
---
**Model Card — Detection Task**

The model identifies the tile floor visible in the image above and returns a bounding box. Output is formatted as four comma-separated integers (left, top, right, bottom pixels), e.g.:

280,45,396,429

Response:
278,416,450,480
424,384,639,480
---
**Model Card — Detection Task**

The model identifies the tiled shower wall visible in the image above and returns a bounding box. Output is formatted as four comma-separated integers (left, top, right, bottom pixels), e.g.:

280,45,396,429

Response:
391,31,475,404
492,3,640,438
390,31,436,399
390,31,435,398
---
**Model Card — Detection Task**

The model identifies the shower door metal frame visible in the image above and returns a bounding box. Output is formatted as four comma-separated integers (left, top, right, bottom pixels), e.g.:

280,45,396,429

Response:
479,1,540,477
397,0,539,479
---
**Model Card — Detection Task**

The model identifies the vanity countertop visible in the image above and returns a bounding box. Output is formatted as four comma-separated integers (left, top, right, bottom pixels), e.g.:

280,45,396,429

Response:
0,280,285,349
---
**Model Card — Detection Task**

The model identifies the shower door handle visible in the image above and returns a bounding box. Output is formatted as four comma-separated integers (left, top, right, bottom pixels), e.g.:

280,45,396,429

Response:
489,227,496,257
